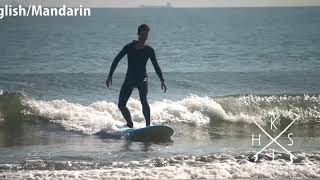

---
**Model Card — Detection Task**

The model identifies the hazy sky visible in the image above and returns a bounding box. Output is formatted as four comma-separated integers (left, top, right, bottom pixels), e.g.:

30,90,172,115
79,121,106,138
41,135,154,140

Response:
2,0,320,7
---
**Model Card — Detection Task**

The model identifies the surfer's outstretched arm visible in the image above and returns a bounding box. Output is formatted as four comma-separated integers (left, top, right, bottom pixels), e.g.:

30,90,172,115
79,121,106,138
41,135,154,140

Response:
108,44,129,77
106,44,129,87
150,47,167,93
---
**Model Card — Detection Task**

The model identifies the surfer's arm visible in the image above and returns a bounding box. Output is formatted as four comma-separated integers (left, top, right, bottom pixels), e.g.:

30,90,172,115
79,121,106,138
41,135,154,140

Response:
150,48,164,82
108,44,128,77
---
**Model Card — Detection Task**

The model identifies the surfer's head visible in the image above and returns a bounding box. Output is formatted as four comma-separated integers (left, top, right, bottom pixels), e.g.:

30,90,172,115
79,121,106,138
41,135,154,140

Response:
137,24,150,43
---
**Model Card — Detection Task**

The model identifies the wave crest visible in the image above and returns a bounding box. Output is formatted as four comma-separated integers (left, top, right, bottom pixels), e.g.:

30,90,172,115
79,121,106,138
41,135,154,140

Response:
1,92,320,135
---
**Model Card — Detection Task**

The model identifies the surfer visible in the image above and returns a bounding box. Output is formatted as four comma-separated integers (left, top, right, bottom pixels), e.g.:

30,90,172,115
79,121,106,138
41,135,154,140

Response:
106,24,167,128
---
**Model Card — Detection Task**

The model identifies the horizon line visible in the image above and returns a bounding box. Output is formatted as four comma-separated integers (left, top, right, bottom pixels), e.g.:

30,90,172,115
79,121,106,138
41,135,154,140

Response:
87,5,320,8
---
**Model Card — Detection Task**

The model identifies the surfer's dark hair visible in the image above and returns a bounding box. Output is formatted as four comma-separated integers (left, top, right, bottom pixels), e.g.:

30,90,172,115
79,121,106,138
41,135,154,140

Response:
138,24,150,33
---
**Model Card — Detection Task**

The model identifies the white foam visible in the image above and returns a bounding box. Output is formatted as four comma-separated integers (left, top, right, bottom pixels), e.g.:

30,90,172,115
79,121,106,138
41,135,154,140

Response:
22,94,320,135
2,153,320,179
152,96,227,125
22,96,229,134
23,99,123,135
216,94,320,125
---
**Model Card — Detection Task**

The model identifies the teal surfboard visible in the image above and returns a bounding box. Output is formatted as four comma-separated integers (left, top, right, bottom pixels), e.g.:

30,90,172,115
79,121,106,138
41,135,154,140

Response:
120,125,174,141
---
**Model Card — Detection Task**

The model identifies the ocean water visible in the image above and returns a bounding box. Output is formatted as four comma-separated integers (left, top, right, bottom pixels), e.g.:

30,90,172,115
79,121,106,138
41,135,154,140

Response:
1,7,320,179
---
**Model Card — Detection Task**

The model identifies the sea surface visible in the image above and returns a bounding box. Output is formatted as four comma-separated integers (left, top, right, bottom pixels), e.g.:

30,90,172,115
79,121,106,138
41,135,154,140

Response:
0,7,320,179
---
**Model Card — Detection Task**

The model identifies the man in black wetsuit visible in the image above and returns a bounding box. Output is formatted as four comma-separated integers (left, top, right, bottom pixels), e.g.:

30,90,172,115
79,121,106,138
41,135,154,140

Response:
106,24,167,128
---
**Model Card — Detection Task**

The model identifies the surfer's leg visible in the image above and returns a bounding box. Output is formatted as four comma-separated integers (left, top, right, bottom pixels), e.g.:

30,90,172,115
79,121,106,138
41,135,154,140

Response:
138,81,150,126
118,82,134,128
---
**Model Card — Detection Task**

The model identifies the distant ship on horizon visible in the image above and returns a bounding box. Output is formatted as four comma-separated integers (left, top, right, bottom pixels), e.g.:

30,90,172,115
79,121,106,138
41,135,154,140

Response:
139,2,173,8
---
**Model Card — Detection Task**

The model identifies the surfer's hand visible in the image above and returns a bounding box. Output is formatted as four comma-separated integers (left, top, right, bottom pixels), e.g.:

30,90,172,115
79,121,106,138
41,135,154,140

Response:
161,80,167,93
106,76,112,88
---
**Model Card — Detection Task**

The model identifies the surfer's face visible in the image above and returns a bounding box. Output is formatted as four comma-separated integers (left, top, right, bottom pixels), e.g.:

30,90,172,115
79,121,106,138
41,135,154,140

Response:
138,30,148,43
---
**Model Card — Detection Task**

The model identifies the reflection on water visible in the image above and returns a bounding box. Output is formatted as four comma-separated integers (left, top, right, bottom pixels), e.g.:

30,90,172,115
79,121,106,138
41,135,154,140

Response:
122,140,174,153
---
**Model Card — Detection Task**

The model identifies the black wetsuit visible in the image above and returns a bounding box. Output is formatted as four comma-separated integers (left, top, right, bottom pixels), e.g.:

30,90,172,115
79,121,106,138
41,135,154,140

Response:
109,40,164,127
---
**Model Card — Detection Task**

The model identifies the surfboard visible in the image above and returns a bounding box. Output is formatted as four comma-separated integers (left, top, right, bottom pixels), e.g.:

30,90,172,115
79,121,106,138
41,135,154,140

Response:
120,125,174,141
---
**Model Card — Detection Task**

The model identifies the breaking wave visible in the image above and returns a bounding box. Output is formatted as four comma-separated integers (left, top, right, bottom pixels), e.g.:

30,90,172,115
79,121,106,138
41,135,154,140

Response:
1,91,320,135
